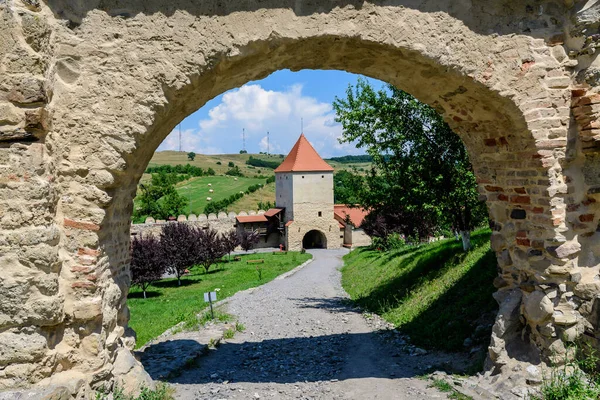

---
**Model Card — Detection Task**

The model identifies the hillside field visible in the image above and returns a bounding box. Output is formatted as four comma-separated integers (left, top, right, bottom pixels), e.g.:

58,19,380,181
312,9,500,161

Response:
148,151,371,174
175,175,268,215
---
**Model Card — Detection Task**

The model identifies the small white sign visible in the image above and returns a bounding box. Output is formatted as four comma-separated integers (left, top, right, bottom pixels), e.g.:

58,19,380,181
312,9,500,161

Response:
204,291,217,302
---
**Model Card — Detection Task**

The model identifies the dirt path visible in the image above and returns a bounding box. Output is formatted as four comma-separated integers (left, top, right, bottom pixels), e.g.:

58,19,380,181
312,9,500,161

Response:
168,249,454,399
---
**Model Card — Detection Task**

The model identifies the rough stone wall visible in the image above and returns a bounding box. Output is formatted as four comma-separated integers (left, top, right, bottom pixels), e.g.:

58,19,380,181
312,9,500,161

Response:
0,1,63,391
0,0,600,396
349,229,372,248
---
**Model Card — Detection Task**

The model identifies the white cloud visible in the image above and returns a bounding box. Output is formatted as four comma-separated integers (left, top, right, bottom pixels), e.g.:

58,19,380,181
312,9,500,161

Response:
158,83,364,157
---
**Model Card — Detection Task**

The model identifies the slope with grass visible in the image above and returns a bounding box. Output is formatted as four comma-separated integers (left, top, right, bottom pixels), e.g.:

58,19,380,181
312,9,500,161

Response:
148,151,283,176
128,251,311,347
227,182,276,211
341,228,497,352
174,175,267,215
148,151,372,175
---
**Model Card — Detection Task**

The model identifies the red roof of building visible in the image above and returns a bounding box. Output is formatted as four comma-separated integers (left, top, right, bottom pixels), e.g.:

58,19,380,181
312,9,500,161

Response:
274,134,334,173
264,208,284,217
236,215,268,223
285,220,294,227
334,205,369,228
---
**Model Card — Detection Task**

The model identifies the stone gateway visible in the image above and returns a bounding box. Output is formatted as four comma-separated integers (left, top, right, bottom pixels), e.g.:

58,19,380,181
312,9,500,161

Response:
1,0,600,397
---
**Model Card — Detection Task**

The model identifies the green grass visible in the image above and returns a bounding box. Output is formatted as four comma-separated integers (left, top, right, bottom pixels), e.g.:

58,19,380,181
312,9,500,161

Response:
429,379,473,400
96,383,174,400
128,251,311,347
341,228,497,352
174,175,267,215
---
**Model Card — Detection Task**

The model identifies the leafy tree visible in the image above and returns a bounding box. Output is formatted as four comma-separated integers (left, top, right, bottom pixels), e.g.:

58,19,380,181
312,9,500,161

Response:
194,228,227,273
238,230,260,252
133,172,188,221
221,230,240,260
239,150,248,154
130,234,166,298
257,200,274,210
187,152,196,161
226,166,244,177
207,167,216,175
334,170,364,204
228,161,235,168
333,78,487,250
160,223,197,286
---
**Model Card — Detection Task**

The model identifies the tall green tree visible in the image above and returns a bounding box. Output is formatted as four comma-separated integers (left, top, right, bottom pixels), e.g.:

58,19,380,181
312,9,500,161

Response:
333,170,364,204
332,78,487,250
133,171,188,221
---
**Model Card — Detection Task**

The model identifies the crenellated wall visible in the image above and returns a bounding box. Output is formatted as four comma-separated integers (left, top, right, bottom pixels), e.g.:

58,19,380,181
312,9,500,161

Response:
130,211,283,249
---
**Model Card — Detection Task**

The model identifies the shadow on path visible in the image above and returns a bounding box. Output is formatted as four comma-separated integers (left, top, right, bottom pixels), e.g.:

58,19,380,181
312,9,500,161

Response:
164,330,419,385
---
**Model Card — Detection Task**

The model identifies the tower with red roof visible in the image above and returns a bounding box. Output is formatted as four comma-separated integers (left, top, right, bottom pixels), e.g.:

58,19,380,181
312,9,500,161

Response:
274,134,340,250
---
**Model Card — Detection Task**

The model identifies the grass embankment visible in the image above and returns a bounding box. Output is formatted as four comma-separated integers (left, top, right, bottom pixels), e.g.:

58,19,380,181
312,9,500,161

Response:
174,175,266,215
128,251,311,347
341,228,497,352
228,182,275,211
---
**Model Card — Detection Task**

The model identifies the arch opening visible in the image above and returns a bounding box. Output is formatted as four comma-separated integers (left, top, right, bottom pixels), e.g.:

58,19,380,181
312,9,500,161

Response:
302,229,328,249
14,2,581,395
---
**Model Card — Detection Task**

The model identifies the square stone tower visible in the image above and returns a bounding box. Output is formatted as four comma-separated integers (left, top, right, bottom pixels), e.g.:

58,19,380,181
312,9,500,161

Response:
275,134,341,250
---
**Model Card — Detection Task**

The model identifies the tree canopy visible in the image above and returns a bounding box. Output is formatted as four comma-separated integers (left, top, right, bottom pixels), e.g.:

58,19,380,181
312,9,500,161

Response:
332,78,487,248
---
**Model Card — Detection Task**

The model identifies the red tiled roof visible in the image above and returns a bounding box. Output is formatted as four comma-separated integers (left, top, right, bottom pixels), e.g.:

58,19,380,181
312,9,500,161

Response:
274,134,334,173
334,205,369,228
264,208,284,217
285,220,294,227
236,215,268,223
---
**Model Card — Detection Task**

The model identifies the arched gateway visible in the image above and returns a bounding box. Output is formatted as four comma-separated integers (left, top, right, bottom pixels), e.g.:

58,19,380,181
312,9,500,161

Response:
1,0,600,396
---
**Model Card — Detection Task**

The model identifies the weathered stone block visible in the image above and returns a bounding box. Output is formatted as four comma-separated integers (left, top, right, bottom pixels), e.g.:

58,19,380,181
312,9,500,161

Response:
524,290,554,323
7,77,47,104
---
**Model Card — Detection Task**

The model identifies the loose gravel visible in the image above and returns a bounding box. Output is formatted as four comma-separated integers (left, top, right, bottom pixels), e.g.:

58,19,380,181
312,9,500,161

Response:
167,249,461,399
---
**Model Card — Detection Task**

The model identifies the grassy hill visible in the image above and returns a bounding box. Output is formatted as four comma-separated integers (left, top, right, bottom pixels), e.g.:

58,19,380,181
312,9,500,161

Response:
341,228,497,359
148,151,371,174
135,151,371,218
175,176,268,215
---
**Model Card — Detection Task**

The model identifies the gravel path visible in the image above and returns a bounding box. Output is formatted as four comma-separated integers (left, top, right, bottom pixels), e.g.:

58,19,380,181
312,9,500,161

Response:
169,249,451,399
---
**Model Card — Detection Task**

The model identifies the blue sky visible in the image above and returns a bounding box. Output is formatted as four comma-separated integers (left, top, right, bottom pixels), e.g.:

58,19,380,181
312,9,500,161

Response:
157,70,385,158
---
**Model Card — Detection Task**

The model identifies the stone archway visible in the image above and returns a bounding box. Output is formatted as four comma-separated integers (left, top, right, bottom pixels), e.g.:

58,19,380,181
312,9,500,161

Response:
302,230,327,249
2,0,600,396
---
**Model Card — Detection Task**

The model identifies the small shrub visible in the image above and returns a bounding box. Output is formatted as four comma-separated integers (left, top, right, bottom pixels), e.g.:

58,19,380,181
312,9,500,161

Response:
223,328,235,339
95,383,174,400
216,161,222,165
130,235,166,299
238,230,260,251
535,343,600,400
235,322,246,332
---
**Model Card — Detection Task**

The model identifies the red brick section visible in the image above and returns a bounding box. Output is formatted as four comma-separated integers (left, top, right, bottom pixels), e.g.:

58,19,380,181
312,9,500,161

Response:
64,218,101,231
78,248,100,257
580,214,595,222
71,281,96,290
511,195,531,204
571,89,600,153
